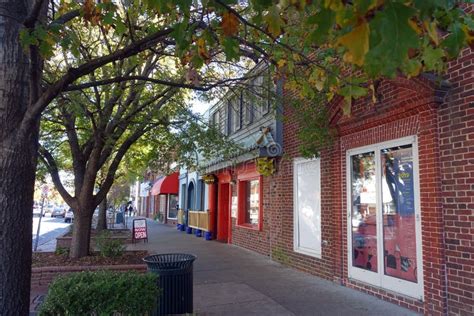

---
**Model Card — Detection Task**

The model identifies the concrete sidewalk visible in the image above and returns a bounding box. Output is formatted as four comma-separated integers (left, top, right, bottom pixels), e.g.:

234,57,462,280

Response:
128,219,418,316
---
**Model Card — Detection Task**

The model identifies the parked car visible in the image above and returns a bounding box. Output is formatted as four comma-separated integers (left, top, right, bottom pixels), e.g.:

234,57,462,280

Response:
64,208,74,223
33,205,41,217
51,206,66,218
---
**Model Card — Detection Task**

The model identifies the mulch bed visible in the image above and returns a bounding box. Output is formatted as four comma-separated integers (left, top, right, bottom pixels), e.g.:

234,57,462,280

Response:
32,251,148,268
62,228,130,238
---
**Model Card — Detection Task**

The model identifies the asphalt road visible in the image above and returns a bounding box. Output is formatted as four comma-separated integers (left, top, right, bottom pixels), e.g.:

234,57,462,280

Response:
32,215,71,252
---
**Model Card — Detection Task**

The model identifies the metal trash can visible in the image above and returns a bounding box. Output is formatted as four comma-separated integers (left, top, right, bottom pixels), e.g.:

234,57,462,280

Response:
143,253,197,315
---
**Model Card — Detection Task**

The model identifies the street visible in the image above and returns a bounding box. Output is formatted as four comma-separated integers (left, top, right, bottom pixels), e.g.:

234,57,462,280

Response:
32,215,71,252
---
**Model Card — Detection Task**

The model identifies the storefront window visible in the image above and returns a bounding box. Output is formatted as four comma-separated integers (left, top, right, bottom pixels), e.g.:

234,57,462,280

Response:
245,180,260,225
381,145,417,283
168,195,178,219
347,137,422,299
351,152,377,272
238,178,260,227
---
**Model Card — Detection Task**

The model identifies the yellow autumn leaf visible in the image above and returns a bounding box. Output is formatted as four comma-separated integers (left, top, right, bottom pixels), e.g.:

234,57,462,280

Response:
325,0,343,11
197,38,210,61
277,59,287,68
337,22,370,66
423,20,439,45
309,68,326,91
408,19,422,35
369,84,377,104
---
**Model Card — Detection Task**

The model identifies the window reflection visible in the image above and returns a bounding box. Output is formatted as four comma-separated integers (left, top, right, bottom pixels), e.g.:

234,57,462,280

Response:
245,180,259,225
382,145,417,283
168,194,178,219
351,152,377,272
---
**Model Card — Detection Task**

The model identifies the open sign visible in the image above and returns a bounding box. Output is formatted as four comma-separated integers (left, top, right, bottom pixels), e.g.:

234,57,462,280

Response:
132,218,148,243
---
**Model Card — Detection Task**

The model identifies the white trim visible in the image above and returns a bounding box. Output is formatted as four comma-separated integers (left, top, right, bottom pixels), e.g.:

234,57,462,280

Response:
293,158,322,259
346,136,424,300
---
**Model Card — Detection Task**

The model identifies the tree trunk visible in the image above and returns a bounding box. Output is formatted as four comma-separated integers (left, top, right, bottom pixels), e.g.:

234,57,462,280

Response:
69,211,94,258
0,1,39,314
97,197,107,231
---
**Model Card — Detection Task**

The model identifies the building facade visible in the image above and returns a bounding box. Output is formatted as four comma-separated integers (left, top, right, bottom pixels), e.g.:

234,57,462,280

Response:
174,46,473,314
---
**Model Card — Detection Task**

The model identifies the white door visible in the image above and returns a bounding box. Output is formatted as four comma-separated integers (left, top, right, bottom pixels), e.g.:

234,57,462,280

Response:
294,158,321,258
347,136,423,300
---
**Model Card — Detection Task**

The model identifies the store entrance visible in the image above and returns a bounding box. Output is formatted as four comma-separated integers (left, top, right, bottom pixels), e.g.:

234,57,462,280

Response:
347,136,423,300
216,182,229,242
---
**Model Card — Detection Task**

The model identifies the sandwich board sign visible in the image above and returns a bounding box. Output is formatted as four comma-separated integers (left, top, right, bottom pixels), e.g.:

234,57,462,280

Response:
133,218,148,243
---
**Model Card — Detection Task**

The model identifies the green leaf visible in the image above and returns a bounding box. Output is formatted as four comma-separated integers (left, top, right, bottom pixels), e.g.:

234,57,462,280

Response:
19,29,38,47
401,58,422,77
306,8,336,45
413,0,449,19
264,5,283,37
338,84,368,98
250,0,273,11
422,45,445,72
442,23,466,59
171,22,189,50
365,2,419,77
103,12,114,25
222,37,239,61
114,18,127,35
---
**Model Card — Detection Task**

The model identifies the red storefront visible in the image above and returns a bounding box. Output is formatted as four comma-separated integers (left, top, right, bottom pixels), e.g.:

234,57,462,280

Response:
150,172,179,225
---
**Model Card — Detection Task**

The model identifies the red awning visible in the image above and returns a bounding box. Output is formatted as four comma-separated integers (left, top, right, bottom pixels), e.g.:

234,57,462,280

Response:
151,172,179,196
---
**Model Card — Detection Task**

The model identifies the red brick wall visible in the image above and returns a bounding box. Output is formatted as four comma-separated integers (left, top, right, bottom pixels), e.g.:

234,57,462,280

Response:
272,77,447,315
439,46,474,315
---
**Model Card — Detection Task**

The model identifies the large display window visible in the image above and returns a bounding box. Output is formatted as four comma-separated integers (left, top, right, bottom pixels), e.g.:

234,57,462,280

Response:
347,136,423,300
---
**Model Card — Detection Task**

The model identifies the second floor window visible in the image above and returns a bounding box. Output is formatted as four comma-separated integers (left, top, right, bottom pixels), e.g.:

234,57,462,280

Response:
228,98,241,134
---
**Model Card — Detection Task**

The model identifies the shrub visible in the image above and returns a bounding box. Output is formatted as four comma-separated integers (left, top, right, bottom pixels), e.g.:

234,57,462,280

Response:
39,271,159,315
95,230,125,257
54,247,69,256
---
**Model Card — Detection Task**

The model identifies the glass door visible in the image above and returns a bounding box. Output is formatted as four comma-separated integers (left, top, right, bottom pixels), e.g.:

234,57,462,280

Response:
347,137,423,300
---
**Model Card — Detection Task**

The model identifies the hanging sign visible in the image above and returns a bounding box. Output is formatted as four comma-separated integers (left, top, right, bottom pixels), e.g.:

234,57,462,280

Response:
133,218,148,243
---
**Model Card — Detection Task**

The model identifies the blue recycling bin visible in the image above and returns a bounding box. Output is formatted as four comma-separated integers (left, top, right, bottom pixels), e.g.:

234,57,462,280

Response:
116,212,123,224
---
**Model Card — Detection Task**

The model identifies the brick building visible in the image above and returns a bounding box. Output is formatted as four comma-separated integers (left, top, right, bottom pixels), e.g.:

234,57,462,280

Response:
175,45,473,314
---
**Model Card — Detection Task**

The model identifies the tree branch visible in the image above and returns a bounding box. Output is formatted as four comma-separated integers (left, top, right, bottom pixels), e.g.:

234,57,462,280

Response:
93,123,154,206
48,9,80,27
24,0,46,27
38,146,76,207
64,74,260,92
21,26,175,135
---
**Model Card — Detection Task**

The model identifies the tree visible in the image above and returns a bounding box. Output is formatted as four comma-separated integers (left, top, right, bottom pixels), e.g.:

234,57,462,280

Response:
39,50,231,257
1,0,472,313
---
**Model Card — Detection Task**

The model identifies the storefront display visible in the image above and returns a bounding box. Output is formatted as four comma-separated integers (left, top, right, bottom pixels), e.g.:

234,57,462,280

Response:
347,137,422,299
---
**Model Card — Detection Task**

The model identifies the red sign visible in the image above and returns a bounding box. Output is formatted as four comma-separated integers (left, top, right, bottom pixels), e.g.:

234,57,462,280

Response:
133,219,148,243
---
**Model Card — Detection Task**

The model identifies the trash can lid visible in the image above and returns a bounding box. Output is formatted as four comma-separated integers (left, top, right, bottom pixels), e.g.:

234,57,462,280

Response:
143,253,197,270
